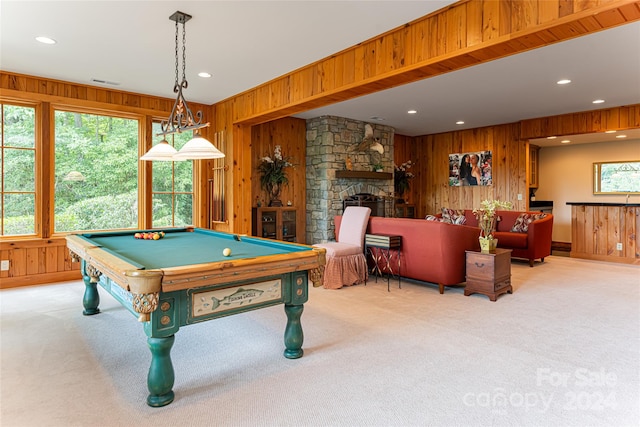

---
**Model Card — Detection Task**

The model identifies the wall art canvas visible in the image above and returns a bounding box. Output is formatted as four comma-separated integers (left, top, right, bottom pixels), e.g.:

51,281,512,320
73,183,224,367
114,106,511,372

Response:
449,151,492,186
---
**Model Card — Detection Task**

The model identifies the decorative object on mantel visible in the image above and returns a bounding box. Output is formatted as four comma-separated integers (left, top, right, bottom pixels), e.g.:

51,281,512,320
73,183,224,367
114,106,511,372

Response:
258,145,293,207
372,163,384,172
473,199,513,253
345,157,353,171
394,160,414,203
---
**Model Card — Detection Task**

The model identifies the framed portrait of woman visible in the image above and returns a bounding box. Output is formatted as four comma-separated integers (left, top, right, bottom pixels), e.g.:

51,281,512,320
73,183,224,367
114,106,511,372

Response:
449,151,492,186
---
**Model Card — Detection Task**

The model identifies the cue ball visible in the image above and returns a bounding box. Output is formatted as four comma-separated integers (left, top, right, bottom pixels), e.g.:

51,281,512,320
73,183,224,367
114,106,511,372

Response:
223,248,231,257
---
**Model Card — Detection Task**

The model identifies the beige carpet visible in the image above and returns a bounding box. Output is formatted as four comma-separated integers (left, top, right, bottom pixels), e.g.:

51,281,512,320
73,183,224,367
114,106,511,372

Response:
1,256,638,427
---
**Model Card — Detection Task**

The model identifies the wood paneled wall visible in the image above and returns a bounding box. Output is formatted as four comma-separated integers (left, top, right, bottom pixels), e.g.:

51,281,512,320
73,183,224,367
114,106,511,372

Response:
230,0,639,124
2,1,640,286
571,205,639,264
520,104,640,139
395,123,526,218
214,0,640,235
0,72,213,288
394,105,640,220
250,118,307,242
0,238,79,286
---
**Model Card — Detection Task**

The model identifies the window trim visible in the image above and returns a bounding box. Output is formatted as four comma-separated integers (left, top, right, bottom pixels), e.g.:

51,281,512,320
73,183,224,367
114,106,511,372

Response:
50,103,145,236
0,99,41,238
593,160,640,195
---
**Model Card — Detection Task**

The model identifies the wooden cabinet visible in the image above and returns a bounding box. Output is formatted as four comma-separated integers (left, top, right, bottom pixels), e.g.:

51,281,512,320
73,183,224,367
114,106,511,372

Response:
252,207,298,242
529,144,540,188
394,204,415,218
464,248,513,301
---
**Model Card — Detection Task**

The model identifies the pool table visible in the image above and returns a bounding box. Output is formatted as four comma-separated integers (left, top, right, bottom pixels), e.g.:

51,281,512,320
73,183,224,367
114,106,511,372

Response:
66,227,325,407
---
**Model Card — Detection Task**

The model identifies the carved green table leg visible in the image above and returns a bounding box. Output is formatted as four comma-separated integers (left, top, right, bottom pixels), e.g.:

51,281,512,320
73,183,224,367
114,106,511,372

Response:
283,304,304,359
146,335,175,407
81,261,101,316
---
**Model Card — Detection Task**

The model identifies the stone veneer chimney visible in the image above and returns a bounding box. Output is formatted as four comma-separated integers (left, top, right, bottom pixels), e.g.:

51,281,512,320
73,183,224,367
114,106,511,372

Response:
305,116,394,243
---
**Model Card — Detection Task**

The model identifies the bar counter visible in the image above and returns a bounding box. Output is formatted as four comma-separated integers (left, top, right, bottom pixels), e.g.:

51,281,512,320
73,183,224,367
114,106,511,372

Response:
568,203,639,264
566,202,640,207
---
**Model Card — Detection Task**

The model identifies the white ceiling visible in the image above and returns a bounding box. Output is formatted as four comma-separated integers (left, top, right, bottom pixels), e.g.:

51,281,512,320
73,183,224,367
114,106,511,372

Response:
2,1,640,139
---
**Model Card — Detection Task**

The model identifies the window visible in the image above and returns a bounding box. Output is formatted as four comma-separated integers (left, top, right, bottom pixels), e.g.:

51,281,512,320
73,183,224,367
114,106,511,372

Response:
54,110,139,232
593,161,640,194
151,122,194,227
1,103,36,236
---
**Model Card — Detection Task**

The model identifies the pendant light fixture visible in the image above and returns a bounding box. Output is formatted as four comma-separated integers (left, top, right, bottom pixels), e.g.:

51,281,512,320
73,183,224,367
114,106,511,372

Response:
141,11,224,161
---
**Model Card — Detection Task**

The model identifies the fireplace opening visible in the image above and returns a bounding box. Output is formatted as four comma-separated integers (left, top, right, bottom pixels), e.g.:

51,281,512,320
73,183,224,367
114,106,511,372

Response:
343,193,386,217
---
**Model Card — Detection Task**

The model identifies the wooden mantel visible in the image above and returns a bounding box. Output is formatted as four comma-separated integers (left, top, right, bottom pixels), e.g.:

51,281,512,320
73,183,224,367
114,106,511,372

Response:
335,171,393,180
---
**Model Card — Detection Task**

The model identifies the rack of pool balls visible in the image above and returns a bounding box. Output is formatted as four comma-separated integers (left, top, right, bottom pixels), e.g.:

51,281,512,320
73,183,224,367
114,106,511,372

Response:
134,231,165,240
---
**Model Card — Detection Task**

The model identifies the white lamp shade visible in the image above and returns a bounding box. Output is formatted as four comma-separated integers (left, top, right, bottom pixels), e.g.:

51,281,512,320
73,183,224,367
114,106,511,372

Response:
173,135,225,160
140,140,180,161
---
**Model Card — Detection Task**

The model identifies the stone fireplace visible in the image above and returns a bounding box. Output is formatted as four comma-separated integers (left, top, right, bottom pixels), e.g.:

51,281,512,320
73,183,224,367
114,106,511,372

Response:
305,116,394,243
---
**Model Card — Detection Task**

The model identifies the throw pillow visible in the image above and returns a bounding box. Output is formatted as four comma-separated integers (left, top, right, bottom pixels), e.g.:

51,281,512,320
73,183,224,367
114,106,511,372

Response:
425,214,440,221
511,213,546,233
441,208,467,225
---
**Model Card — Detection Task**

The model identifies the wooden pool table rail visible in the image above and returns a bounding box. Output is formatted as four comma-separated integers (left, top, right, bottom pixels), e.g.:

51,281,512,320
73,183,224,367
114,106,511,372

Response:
66,233,326,322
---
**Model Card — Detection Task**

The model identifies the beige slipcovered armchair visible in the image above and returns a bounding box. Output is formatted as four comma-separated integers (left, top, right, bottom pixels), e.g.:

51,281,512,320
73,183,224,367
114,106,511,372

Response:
314,206,371,289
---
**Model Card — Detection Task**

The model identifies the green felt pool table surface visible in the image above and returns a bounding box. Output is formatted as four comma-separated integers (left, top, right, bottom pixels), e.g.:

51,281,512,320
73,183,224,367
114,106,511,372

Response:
79,227,312,270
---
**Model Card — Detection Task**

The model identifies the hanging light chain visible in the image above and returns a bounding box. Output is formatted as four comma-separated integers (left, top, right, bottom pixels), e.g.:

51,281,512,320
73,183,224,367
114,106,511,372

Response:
142,10,223,160
181,20,187,87
158,11,209,137
174,18,179,89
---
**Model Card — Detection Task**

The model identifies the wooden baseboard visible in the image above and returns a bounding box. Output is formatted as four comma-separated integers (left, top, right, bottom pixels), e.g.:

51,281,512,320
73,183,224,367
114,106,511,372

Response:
551,241,571,252
0,271,81,289
570,252,640,265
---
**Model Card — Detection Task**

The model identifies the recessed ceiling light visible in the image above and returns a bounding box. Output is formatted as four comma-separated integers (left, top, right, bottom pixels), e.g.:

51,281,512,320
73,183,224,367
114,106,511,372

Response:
456,121,464,125
561,140,571,144
198,72,212,78
616,134,627,138
547,136,557,139
369,116,385,121
592,99,605,104
407,110,417,114
557,79,571,85
604,130,617,134
36,36,56,44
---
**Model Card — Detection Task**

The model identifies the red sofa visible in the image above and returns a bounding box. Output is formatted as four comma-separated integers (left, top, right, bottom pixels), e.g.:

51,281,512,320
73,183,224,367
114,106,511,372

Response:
460,210,553,267
335,216,480,294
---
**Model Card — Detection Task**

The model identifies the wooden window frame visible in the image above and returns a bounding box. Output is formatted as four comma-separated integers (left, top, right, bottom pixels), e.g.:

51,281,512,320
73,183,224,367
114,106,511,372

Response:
0,99,40,238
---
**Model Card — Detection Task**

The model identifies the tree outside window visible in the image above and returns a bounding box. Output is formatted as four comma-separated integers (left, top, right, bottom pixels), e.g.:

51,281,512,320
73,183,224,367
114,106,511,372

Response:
54,110,139,232
1,103,36,236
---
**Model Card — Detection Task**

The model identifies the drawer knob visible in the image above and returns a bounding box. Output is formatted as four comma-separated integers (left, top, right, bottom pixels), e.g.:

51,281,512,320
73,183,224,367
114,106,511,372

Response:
474,262,485,268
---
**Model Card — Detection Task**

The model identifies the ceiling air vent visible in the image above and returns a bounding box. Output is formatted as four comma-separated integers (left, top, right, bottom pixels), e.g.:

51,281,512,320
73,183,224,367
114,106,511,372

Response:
90,78,120,86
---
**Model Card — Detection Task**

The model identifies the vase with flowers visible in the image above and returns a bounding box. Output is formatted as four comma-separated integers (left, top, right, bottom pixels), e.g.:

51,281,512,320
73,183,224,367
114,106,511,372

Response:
394,160,414,203
257,145,293,207
473,199,513,252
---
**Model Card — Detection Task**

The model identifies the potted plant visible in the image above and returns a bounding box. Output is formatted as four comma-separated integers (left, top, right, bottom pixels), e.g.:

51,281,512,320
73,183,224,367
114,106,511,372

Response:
394,160,414,202
473,199,513,252
257,145,293,206
372,163,384,172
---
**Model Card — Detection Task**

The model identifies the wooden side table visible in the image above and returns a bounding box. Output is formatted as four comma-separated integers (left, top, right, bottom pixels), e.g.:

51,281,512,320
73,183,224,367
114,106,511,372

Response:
365,234,401,292
464,248,512,301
